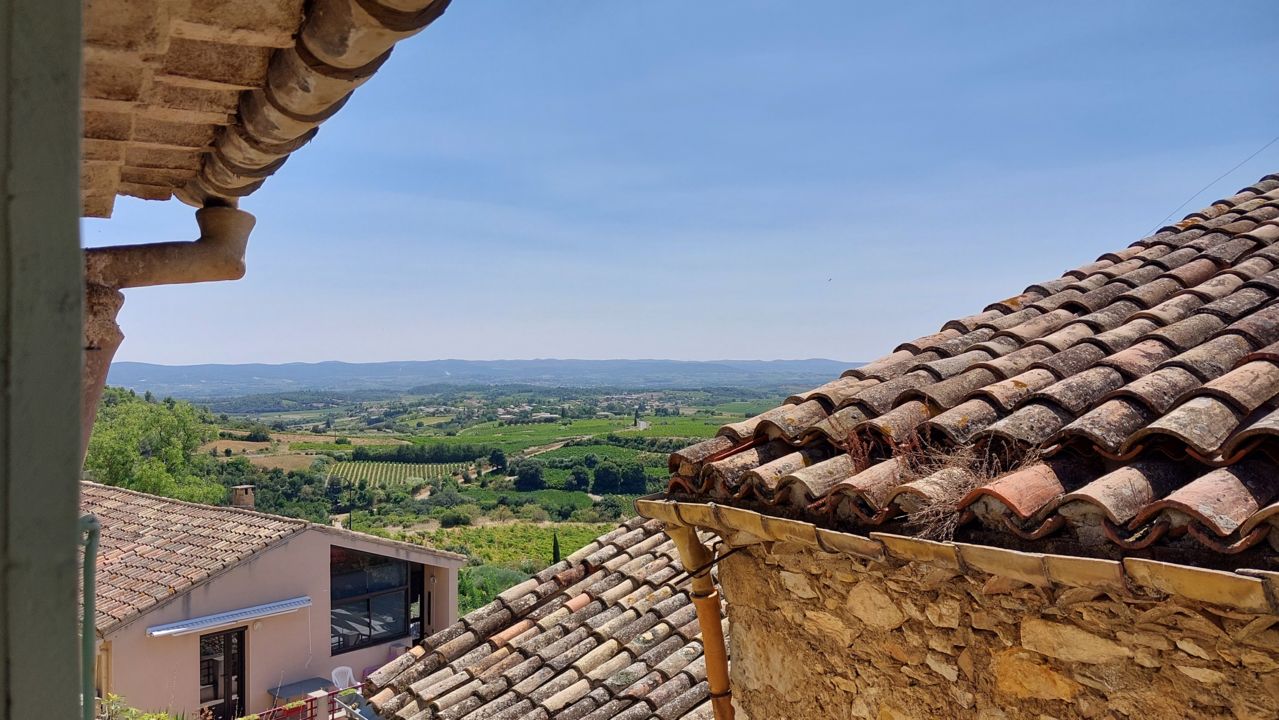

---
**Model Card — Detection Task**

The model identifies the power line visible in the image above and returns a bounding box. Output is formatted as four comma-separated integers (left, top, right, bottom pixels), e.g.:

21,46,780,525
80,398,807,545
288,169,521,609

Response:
1148,133,1279,235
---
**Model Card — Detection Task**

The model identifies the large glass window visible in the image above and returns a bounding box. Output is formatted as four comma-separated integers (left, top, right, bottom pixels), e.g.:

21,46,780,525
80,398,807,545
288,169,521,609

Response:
330,547,411,654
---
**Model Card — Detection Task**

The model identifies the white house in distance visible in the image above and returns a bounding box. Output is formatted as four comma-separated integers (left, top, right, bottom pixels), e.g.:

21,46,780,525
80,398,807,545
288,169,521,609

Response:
83,482,465,719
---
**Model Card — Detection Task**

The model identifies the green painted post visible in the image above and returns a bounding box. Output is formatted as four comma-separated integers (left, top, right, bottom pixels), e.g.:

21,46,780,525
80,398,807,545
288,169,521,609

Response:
0,0,84,717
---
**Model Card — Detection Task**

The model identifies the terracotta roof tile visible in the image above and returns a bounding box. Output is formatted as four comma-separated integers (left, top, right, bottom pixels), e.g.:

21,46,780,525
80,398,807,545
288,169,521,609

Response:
365,519,713,720
656,170,1279,561
81,482,306,633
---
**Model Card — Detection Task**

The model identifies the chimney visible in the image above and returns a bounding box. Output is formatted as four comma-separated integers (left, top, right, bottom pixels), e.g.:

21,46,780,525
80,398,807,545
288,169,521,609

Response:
230,485,255,511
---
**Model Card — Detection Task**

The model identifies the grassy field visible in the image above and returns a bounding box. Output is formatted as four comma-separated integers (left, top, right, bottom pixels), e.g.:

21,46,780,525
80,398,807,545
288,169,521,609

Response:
203,439,272,454
711,398,783,415
535,444,662,464
418,522,612,567
289,441,400,453
459,486,594,510
632,415,729,439
272,432,407,446
248,454,319,472
407,415,453,426
433,417,636,452
329,461,468,486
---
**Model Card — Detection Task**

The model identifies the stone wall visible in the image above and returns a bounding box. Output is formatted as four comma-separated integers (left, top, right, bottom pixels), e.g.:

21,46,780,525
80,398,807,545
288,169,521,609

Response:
719,542,1279,720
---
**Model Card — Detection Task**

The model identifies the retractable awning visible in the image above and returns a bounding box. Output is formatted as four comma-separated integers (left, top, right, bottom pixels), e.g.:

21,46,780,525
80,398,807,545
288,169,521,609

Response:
146,596,311,637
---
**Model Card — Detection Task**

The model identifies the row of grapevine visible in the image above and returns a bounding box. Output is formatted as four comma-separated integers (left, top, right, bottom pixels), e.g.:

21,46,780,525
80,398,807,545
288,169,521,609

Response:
328,461,470,487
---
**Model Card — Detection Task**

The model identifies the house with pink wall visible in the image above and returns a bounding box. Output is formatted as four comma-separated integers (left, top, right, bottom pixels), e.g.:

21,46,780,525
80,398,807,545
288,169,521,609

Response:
83,482,465,719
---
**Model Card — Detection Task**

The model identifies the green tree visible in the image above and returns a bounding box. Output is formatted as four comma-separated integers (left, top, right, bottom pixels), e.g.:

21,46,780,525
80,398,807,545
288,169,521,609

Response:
567,465,591,492
514,460,545,491
552,532,561,564
619,463,648,494
489,448,507,472
596,495,626,519
85,387,223,504
592,461,621,494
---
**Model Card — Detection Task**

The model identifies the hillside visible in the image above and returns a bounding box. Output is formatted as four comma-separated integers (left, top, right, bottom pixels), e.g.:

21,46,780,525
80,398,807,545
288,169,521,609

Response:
107,358,858,398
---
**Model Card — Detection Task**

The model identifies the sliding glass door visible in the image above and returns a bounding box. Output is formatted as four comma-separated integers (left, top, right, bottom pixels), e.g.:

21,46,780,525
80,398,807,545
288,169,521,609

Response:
199,628,245,720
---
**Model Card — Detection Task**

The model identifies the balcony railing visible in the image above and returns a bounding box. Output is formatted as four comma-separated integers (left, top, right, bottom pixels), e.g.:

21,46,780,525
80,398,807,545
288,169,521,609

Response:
238,687,368,720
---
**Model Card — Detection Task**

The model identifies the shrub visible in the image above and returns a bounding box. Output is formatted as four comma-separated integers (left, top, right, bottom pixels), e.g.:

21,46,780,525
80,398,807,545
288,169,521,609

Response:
439,509,474,527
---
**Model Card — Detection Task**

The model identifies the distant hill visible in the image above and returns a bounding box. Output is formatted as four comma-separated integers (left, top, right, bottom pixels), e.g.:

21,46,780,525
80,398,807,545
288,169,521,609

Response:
107,359,861,398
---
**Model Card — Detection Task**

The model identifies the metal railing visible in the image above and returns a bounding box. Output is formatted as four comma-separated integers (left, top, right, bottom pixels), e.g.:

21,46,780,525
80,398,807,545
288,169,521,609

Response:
238,687,368,720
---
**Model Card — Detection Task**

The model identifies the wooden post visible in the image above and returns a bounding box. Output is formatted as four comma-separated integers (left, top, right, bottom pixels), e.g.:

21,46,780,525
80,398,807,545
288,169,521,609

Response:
0,0,84,716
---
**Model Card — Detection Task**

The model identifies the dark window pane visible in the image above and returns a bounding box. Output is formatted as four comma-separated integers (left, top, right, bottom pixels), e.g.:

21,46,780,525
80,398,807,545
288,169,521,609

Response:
330,600,370,653
366,561,406,593
370,591,407,641
330,546,408,600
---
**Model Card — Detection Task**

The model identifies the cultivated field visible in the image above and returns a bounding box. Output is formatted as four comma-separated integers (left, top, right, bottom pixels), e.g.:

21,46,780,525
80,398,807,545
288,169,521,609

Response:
202,439,272,454
631,415,727,439
329,460,468,486
272,432,409,446
447,418,635,451
248,454,319,471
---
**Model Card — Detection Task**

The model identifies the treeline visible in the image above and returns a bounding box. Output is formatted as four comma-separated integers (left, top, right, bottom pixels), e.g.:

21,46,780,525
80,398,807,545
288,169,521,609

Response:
352,443,494,463
569,434,690,454
508,456,655,495
201,389,388,414
85,386,406,524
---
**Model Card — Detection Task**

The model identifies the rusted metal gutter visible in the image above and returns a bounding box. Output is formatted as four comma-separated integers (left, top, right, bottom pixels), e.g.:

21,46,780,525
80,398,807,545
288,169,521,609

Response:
666,525,734,720
79,206,255,459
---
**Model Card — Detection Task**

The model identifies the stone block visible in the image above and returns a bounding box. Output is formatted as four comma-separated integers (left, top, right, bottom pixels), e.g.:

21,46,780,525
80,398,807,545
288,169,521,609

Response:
1020,618,1131,664
131,118,218,149
84,110,133,141
125,146,204,171
172,0,305,47
84,59,146,102
845,581,904,631
992,649,1080,700
161,38,273,90
119,182,173,201
84,0,169,53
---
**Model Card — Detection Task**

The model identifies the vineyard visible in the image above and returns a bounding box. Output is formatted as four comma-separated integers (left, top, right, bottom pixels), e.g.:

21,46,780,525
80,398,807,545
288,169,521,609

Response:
328,461,468,486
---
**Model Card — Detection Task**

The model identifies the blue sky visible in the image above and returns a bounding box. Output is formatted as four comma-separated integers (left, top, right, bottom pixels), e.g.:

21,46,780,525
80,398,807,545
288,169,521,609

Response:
86,1,1279,364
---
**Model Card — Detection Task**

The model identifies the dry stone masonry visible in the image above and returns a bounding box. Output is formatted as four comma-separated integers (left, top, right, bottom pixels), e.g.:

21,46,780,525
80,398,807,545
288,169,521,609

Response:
720,541,1279,720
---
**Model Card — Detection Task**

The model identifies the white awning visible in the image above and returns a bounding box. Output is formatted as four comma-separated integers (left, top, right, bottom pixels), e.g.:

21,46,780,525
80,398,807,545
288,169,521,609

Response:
146,596,311,637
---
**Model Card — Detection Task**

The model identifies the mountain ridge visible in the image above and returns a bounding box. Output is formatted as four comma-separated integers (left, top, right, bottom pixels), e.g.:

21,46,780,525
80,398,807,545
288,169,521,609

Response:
107,358,861,398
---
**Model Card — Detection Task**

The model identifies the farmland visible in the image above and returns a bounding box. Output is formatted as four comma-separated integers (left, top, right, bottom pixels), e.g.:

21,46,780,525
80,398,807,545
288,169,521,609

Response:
446,417,636,451
631,414,728,439
185,383,793,608
328,460,470,486
416,522,612,567
535,444,660,464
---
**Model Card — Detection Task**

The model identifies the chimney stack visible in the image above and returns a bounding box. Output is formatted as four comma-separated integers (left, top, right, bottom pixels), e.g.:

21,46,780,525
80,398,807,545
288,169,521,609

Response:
230,485,255,511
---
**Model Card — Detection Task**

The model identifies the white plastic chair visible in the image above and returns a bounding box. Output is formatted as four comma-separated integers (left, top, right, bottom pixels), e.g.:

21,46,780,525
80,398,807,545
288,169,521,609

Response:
332,665,357,690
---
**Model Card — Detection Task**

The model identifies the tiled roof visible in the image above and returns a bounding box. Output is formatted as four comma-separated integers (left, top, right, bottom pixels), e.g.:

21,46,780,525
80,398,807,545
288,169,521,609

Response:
665,172,1279,562
81,0,451,217
366,518,718,720
82,482,307,634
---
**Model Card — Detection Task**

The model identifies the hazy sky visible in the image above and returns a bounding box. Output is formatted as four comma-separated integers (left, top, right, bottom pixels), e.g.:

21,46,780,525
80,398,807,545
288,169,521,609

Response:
86,1,1279,365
